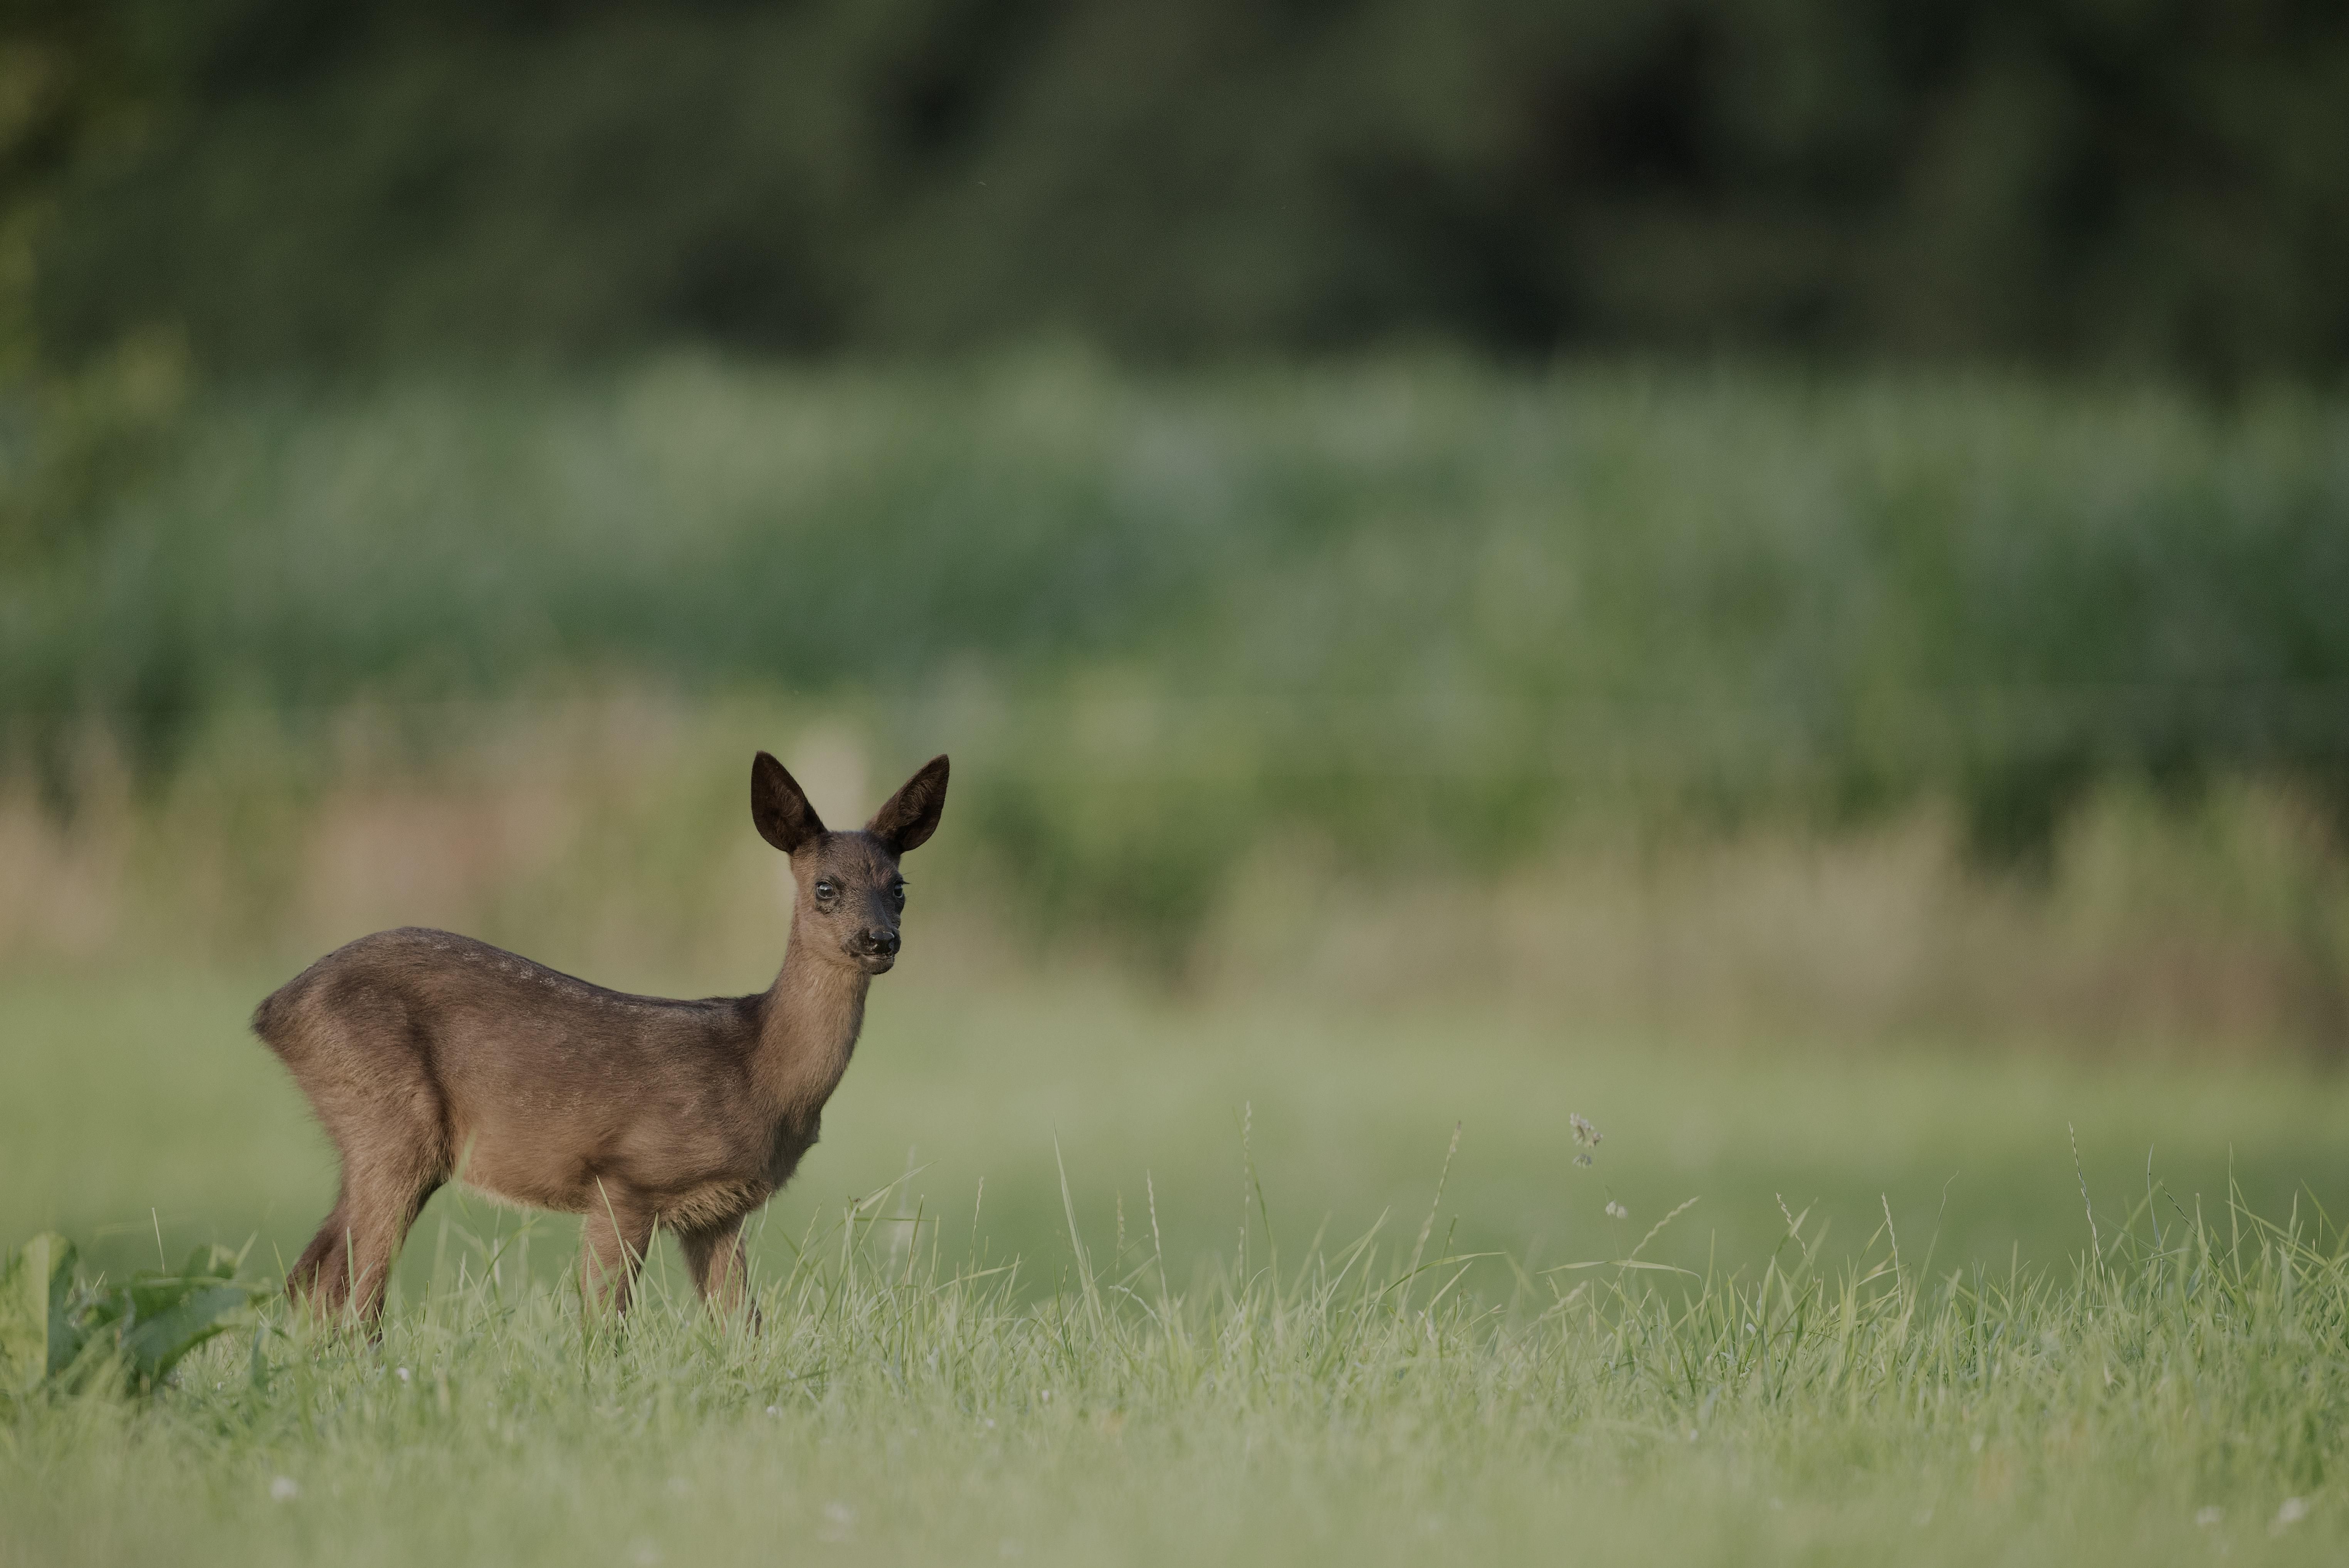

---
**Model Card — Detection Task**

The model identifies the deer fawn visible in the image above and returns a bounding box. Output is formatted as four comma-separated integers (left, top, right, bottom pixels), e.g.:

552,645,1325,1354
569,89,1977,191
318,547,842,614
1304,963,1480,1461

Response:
251,751,948,1326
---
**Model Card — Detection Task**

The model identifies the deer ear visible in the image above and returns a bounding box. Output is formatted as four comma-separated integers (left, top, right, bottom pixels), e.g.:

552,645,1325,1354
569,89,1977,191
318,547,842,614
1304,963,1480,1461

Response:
751,751,825,854
867,755,948,854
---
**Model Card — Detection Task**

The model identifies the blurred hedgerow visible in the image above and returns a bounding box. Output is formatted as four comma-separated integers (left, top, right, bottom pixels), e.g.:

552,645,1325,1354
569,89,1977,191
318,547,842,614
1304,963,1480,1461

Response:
2,360,2346,968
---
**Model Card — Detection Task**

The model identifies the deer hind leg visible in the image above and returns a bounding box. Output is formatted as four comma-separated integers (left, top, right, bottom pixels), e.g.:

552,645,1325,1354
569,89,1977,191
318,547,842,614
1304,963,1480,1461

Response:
679,1219,759,1329
580,1193,656,1317
278,999,450,1326
289,1156,442,1328
287,1186,352,1309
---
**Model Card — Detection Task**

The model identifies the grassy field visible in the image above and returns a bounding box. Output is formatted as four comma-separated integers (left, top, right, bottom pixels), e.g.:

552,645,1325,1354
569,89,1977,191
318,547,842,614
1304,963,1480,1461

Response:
7,965,2349,1565
6,358,2348,1560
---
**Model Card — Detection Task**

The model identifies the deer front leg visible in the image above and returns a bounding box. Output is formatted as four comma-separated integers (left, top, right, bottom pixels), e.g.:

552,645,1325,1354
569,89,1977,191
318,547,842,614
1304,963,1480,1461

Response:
579,1191,655,1317
679,1219,759,1329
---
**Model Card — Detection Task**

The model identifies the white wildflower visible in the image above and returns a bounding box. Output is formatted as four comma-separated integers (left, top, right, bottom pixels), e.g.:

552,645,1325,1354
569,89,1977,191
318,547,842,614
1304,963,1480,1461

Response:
268,1476,299,1502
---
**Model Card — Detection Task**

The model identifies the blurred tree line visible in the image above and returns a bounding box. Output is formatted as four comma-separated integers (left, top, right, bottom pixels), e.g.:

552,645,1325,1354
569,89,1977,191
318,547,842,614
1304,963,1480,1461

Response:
9,0,2348,381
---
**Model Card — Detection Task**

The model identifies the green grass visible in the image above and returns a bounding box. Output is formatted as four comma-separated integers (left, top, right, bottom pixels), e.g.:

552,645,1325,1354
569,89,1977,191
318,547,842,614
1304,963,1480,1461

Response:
7,968,2349,1564
9,1177,2349,1568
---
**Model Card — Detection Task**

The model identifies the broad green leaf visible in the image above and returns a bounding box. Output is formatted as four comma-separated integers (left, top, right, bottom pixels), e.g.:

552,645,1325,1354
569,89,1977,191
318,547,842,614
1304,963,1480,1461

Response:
119,1283,261,1384
0,1233,80,1391
126,1271,204,1322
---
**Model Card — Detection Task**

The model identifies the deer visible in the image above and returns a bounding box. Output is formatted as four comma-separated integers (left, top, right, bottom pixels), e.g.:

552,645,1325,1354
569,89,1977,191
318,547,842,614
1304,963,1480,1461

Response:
250,750,948,1328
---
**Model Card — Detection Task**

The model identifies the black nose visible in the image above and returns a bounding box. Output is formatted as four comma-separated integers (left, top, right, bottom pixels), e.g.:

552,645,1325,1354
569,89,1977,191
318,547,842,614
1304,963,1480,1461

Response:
858,928,900,955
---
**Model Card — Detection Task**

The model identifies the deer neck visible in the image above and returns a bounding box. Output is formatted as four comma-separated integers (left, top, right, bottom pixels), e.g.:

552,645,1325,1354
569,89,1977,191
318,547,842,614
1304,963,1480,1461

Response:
753,927,871,1125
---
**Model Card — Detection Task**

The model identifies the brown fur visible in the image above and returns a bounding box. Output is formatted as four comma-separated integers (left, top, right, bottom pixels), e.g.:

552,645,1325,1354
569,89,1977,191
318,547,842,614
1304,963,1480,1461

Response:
253,751,948,1325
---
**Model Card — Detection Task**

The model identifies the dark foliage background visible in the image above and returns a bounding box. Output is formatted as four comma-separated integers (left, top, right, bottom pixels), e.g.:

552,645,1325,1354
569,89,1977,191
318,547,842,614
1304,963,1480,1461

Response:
16,0,2349,379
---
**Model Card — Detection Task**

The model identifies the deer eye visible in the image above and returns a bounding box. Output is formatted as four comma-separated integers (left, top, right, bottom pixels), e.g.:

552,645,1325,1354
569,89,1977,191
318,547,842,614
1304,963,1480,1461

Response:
891,884,906,911
814,879,837,901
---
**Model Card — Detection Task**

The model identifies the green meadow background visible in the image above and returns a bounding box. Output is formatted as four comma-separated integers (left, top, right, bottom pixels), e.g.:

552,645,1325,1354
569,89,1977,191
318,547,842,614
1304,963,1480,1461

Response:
8,963,2349,1305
